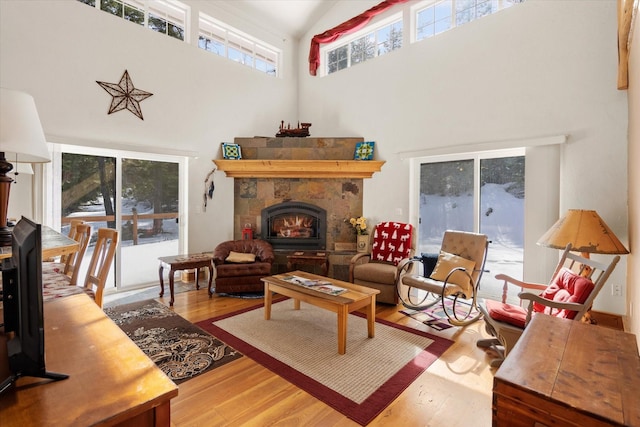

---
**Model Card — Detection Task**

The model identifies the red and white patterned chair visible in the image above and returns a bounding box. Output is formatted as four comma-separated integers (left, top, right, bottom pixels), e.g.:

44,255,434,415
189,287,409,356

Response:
349,222,415,304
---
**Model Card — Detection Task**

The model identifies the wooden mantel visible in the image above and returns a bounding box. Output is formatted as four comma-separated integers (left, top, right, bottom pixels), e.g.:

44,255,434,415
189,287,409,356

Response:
213,159,385,178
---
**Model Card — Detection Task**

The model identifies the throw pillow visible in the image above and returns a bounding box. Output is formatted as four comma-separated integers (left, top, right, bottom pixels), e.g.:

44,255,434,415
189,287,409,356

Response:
370,222,413,266
225,251,256,263
429,251,476,289
533,267,595,319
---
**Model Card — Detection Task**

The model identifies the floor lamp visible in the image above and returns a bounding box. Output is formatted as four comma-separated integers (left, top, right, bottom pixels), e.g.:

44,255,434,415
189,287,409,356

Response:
537,209,629,323
0,88,51,246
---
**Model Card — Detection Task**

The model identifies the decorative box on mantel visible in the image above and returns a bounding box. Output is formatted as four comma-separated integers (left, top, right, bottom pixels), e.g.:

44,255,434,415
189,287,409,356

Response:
213,137,385,179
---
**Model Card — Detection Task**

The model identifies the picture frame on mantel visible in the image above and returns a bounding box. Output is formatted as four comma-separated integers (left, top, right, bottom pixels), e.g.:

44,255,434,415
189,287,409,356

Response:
354,141,375,160
222,142,242,160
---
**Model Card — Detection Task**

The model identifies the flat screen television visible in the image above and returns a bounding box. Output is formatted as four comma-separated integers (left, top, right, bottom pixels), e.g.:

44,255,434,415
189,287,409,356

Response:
0,216,68,394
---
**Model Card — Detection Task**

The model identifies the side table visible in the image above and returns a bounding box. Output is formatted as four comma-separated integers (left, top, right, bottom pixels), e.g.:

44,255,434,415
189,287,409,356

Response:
158,253,213,306
286,251,330,276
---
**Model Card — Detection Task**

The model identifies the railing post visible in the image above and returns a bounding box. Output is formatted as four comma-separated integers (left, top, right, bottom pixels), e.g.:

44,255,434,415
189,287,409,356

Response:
132,208,138,245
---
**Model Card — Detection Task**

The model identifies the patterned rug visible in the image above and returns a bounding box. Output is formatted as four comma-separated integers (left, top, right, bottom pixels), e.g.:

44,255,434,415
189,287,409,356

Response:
196,300,453,426
105,299,242,384
400,298,479,331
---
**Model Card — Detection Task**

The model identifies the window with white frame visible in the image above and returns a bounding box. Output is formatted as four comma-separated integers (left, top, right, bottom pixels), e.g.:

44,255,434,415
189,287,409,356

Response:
414,0,521,42
325,15,402,75
77,0,189,42
198,13,279,77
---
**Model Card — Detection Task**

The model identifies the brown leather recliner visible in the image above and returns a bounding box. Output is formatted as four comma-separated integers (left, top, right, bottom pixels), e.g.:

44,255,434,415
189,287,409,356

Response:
212,239,275,293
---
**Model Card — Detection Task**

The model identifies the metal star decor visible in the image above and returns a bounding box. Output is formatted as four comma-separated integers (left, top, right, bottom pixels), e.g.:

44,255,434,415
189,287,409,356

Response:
96,70,153,120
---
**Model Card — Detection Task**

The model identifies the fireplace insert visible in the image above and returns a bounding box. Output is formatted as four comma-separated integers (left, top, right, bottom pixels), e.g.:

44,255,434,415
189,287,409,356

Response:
261,201,326,250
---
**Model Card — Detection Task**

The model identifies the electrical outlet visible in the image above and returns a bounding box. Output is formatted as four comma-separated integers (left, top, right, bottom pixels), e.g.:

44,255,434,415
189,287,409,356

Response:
612,283,622,297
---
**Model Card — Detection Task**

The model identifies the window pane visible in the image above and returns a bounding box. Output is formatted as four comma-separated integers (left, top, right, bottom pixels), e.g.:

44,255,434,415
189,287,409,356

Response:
168,23,184,40
101,0,123,17
479,156,525,303
61,153,117,290
121,159,179,287
148,14,167,34
124,4,144,25
419,160,474,254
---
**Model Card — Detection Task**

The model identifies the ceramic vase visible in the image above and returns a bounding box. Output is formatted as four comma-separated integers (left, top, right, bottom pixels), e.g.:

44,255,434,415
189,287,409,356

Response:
356,234,370,253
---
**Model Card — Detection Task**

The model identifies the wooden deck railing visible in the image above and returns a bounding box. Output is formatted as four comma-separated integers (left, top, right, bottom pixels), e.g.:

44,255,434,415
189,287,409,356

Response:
61,211,178,245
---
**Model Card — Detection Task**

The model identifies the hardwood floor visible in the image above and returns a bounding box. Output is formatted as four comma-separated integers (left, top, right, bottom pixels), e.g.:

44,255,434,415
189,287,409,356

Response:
160,288,497,426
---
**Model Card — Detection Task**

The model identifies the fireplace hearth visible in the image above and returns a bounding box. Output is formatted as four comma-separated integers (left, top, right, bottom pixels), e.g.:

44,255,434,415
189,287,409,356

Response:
261,201,327,250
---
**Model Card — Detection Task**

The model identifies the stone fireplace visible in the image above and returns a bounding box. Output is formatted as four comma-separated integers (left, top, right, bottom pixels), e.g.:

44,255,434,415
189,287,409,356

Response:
215,136,384,280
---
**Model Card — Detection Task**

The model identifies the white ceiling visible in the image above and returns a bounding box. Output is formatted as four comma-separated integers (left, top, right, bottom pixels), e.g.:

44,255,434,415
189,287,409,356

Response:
229,0,338,39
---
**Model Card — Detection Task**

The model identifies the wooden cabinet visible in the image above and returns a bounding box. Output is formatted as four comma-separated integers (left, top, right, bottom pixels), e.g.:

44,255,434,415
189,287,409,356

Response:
493,315,640,427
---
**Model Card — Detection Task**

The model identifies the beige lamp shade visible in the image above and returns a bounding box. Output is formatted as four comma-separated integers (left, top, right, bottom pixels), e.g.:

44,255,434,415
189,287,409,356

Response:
537,209,629,255
1,87,51,163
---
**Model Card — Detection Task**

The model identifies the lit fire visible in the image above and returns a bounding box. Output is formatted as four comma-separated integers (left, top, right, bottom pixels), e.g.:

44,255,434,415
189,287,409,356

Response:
276,215,314,238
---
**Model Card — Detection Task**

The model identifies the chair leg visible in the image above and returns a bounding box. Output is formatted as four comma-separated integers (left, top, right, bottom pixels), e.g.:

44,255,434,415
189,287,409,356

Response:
476,338,501,349
443,294,483,326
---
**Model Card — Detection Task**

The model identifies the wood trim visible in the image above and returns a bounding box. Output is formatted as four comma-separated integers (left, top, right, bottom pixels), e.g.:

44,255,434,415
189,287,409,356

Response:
213,159,385,178
618,0,637,90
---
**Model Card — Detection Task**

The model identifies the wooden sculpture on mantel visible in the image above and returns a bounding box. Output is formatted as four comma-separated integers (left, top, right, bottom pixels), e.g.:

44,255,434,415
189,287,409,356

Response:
276,121,311,137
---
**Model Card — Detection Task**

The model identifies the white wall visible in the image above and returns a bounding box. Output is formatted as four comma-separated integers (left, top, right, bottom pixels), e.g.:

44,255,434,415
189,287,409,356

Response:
298,0,629,314
0,0,298,253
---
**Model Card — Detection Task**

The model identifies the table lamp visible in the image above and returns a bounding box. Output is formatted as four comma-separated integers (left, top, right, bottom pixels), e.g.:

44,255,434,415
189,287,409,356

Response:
537,209,629,257
0,87,51,246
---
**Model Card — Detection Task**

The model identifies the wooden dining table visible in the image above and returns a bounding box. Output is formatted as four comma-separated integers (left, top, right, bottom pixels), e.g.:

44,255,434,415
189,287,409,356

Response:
0,226,79,260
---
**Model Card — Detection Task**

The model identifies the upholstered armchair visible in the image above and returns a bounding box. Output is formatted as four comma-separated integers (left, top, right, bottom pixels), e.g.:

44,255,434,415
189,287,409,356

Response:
349,222,415,304
212,239,275,294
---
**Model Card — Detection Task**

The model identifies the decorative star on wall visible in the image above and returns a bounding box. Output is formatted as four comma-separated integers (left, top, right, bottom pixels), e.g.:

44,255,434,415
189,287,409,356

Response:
96,70,153,120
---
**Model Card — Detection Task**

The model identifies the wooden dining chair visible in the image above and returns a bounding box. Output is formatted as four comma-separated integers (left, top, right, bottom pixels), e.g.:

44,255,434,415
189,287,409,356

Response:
42,223,92,286
82,228,118,308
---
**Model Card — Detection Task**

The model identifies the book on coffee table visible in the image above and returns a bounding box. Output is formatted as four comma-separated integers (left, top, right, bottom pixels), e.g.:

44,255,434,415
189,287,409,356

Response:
280,275,348,296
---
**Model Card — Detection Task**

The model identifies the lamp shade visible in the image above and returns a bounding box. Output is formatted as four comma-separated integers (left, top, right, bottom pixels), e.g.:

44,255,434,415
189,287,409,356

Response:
537,209,629,255
0,87,51,163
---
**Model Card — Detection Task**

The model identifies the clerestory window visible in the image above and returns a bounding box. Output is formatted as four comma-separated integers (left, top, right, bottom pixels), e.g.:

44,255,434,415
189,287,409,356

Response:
414,0,521,42
198,13,280,77
324,15,403,75
77,0,189,42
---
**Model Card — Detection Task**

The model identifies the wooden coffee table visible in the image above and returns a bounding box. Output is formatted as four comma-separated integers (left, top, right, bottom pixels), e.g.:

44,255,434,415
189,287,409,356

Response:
261,271,380,354
158,253,213,306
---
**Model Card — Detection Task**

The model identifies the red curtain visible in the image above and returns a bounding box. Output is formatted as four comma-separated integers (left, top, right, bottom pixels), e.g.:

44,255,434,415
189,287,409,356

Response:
308,0,409,76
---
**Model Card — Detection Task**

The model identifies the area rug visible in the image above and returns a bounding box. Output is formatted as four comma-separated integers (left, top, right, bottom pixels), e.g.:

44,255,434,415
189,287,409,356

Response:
105,299,242,384
400,298,479,331
196,301,453,426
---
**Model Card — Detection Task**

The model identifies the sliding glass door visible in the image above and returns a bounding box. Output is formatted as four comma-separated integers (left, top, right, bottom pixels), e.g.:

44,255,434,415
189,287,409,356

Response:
48,144,186,292
416,150,525,302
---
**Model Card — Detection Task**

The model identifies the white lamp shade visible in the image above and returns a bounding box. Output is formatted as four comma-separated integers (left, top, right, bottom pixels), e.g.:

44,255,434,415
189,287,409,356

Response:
0,87,51,163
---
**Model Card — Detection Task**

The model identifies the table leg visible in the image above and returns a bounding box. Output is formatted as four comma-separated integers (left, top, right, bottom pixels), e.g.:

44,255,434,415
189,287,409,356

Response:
366,296,376,338
195,268,200,290
294,299,301,310
337,305,348,355
264,283,272,320
207,262,214,298
169,267,176,307
158,263,165,297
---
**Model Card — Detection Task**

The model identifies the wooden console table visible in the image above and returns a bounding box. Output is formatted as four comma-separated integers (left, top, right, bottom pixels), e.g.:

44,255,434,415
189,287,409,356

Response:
0,294,178,426
493,315,640,427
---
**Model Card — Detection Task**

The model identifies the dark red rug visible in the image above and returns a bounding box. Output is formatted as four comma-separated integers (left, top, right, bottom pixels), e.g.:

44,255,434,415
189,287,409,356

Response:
196,301,453,425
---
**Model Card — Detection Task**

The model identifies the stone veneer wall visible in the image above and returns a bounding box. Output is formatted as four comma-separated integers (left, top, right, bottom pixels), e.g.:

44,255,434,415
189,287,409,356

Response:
231,136,366,280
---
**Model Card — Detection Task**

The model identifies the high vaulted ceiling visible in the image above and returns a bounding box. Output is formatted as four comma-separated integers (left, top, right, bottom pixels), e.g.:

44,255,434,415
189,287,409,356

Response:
227,0,339,39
